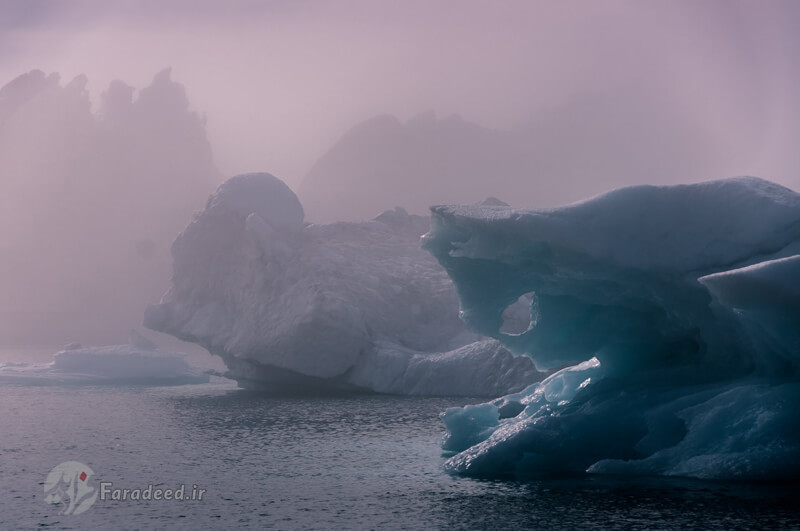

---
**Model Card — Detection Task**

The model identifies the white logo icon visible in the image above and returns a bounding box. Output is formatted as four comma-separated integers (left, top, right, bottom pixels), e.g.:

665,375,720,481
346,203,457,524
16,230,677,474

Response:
43,461,98,515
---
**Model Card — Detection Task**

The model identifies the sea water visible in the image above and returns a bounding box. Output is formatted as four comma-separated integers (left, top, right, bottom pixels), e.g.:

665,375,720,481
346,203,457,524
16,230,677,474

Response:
1,353,798,529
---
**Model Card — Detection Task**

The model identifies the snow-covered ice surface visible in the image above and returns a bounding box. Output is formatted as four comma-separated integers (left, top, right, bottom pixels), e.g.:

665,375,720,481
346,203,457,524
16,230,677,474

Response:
146,173,541,395
0,332,210,385
423,177,800,480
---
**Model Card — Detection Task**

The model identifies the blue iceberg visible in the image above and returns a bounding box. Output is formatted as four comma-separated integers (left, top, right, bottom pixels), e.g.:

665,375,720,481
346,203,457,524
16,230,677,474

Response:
423,177,800,480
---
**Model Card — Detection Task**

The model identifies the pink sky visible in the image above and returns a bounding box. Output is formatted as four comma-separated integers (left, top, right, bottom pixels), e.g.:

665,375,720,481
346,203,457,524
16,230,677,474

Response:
1,0,798,191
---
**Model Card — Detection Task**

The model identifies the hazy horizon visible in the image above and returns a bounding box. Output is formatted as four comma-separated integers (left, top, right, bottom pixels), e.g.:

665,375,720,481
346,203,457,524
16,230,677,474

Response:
2,0,799,191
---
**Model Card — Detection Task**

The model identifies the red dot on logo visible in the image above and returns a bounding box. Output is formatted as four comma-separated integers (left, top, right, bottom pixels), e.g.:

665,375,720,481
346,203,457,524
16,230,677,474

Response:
80,472,87,482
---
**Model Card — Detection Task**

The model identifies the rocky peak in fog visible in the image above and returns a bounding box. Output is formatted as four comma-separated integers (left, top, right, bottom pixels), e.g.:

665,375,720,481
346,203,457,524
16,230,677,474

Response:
298,91,728,223
0,69,221,345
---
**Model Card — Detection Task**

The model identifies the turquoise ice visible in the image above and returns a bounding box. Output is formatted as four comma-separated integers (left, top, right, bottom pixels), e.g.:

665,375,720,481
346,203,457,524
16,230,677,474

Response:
423,177,800,479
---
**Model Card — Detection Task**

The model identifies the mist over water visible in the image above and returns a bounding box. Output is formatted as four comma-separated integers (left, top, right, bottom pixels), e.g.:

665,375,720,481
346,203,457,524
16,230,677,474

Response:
299,94,739,222
1,0,799,347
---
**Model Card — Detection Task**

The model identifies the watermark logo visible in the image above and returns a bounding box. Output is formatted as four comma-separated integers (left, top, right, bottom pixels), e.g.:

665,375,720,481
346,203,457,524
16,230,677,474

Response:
99,482,206,502
43,461,207,515
43,461,98,515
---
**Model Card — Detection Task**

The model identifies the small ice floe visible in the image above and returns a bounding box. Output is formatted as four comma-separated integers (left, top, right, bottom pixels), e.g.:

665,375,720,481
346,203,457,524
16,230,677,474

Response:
0,331,210,386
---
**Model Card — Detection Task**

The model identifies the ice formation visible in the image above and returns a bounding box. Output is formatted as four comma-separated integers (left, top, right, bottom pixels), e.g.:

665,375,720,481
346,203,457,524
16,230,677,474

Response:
423,177,800,480
0,332,209,385
145,173,541,395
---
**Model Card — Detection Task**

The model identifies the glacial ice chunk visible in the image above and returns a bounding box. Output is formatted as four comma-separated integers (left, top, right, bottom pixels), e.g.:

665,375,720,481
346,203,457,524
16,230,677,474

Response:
423,177,800,479
211,172,304,230
146,173,542,395
0,332,209,385
700,255,800,360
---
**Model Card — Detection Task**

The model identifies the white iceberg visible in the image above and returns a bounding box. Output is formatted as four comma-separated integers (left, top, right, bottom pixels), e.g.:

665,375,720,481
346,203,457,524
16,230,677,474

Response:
0,332,210,385
423,177,800,480
145,173,542,395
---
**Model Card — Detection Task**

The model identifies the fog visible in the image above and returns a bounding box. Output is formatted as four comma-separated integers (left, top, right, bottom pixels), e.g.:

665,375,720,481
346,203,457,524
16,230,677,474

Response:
1,0,799,344
0,68,220,345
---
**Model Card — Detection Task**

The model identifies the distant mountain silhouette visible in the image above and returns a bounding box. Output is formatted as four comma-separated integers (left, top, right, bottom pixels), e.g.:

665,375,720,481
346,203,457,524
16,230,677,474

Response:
299,91,729,222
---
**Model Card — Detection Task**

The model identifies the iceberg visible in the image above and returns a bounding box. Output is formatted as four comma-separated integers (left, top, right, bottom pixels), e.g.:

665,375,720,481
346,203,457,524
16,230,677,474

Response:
422,177,800,480
145,173,541,395
0,332,210,385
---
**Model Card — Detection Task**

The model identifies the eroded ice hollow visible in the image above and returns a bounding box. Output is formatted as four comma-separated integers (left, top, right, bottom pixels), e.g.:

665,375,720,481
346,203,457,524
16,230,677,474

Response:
145,173,540,395
422,177,800,480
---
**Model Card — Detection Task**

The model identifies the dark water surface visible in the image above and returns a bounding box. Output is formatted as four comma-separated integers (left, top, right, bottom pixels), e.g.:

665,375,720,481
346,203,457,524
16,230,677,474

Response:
1,381,798,530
